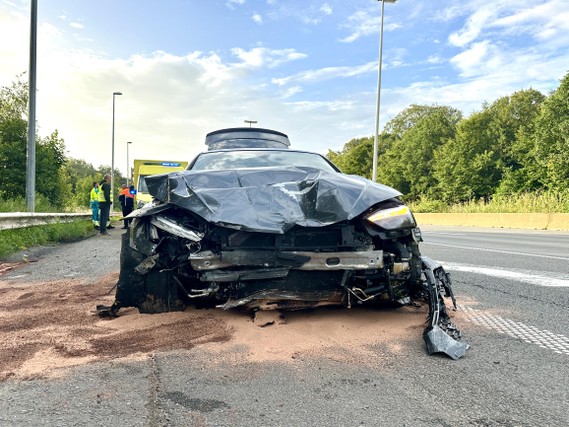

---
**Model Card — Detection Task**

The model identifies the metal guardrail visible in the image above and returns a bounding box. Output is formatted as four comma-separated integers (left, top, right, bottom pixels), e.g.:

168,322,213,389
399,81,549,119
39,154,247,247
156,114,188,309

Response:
3,212,568,232
0,212,91,231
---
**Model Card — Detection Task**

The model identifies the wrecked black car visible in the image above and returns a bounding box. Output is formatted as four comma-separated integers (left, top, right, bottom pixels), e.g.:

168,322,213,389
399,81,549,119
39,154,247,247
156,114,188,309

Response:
98,127,469,359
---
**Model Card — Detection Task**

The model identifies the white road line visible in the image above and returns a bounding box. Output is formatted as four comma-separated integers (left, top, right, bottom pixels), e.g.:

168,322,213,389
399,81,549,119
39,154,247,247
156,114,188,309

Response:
460,305,569,356
423,241,569,261
443,262,569,287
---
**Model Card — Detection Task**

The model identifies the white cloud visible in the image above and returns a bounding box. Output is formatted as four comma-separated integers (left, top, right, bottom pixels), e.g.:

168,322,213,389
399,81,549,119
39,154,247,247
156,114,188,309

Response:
280,85,302,98
226,0,245,6
232,47,266,68
69,22,84,30
0,9,28,83
445,0,569,81
427,55,444,64
272,61,377,87
320,3,332,16
339,8,400,43
432,5,465,23
252,13,263,24
231,47,307,69
448,8,494,48
268,2,333,26
450,41,494,77
449,0,569,48
492,0,569,44
297,3,333,25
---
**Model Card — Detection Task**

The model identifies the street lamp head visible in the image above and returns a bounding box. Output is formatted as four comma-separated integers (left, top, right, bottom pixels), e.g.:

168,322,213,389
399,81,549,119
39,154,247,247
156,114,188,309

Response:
127,141,132,144
379,0,397,3
113,91,123,96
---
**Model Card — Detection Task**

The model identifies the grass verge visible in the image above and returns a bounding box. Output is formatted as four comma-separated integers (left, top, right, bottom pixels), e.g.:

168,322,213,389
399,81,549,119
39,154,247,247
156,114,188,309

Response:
0,220,97,260
409,191,569,213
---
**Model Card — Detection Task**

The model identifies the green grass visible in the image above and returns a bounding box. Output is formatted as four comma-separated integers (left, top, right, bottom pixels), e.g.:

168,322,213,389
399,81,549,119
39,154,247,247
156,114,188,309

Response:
410,191,569,213
0,194,64,213
0,220,98,260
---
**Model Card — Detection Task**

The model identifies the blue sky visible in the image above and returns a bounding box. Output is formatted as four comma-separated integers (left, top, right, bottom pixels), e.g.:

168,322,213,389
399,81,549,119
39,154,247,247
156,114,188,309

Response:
1,0,568,177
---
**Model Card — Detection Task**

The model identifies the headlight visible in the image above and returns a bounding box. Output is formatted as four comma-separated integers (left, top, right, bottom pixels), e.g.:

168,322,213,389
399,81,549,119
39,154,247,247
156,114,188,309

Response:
365,205,416,230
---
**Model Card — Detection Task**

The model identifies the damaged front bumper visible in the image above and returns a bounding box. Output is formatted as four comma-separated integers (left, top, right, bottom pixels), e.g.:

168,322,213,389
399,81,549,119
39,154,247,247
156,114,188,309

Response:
97,205,469,360
421,256,469,360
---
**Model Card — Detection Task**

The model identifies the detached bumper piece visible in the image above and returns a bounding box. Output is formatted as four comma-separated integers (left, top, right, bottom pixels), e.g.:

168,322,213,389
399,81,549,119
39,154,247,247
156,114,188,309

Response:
421,256,470,360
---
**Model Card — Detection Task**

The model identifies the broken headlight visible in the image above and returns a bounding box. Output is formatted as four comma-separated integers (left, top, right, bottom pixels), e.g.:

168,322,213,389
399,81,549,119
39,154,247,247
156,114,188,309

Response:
365,205,416,230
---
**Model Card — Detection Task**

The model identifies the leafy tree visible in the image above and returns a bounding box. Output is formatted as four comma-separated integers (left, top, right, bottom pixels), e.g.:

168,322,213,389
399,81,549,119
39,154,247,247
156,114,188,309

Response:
66,158,100,202
433,89,545,202
383,104,451,139
528,72,569,189
72,175,98,208
0,117,28,199
327,136,374,178
0,75,28,121
0,119,71,208
35,130,68,207
377,105,462,199
433,109,498,202
0,77,72,210
489,89,545,194
374,138,408,194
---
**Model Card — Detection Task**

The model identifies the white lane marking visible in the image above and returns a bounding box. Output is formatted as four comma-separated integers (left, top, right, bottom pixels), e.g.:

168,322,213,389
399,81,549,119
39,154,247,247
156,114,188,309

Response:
423,241,569,261
460,305,569,356
443,262,569,287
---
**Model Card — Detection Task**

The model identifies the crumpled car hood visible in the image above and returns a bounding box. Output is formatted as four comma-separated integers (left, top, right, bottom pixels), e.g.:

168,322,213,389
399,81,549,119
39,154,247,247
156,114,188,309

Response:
145,167,402,234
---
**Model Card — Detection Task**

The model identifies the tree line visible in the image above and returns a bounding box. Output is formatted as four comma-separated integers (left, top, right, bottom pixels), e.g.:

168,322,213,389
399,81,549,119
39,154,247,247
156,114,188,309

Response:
2,71,568,212
0,76,125,211
327,70,569,205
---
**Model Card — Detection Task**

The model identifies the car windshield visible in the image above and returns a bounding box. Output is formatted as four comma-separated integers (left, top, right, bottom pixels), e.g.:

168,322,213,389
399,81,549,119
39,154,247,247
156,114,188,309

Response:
138,176,148,193
190,150,338,172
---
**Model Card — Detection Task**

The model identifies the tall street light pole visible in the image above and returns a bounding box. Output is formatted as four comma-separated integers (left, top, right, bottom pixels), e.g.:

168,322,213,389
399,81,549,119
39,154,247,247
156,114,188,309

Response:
126,141,132,185
111,91,122,203
26,0,38,212
372,0,397,182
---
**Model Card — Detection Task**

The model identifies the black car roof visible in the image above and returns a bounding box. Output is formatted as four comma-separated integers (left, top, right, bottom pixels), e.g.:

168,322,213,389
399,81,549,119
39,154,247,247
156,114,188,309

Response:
205,127,291,150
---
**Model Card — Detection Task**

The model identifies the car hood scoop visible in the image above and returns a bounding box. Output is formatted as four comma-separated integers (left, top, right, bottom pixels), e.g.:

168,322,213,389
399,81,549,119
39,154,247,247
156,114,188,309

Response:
145,167,401,233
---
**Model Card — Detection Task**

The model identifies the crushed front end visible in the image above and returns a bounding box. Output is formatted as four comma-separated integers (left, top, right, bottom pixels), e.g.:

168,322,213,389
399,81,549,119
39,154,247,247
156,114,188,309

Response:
98,167,469,359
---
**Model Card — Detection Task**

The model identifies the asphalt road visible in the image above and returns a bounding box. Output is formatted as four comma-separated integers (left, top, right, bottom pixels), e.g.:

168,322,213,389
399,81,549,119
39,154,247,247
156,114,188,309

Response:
1,225,568,426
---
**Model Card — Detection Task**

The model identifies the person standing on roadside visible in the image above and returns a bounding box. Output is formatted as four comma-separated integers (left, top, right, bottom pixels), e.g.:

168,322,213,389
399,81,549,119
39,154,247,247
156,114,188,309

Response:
98,174,113,236
89,181,100,229
118,183,134,229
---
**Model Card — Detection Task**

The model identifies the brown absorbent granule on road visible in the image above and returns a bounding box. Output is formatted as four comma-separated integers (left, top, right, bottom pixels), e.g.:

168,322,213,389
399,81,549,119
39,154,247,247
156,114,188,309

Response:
0,273,441,381
0,274,232,381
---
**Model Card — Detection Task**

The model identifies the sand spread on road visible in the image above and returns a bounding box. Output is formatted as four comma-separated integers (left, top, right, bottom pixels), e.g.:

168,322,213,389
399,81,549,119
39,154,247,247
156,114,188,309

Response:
0,265,464,381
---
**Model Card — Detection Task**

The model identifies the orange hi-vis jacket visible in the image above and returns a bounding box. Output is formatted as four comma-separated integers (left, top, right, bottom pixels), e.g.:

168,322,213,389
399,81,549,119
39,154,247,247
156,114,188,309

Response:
119,187,134,199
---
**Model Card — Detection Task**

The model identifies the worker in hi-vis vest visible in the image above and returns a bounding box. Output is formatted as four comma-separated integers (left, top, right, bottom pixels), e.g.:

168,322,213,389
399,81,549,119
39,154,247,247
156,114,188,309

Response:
89,181,100,228
98,174,114,235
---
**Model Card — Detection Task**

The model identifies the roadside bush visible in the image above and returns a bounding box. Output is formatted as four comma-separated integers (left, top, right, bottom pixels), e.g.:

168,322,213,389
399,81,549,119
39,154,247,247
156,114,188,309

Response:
408,197,449,213
0,194,63,213
410,190,569,214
